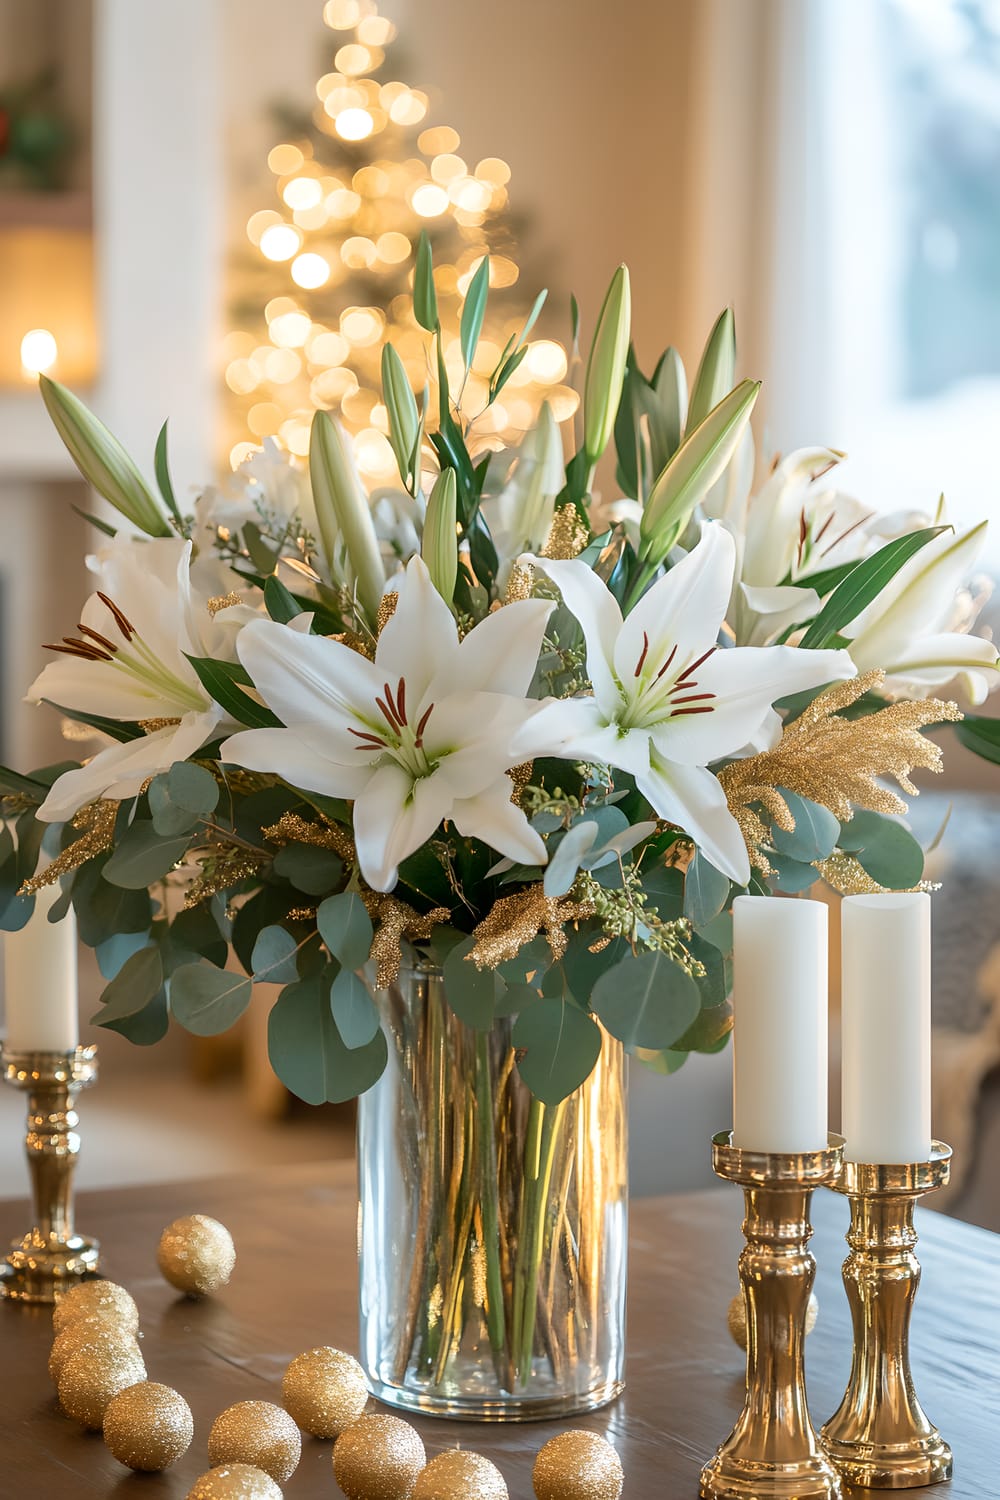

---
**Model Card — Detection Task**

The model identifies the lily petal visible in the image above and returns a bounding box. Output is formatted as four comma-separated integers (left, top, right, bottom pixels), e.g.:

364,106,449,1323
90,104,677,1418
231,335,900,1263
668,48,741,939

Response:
451,780,548,867
447,598,553,698
657,646,854,765
353,762,448,891
376,555,460,706
614,521,734,683
237,619,387,757
530,556,623,718
512,696,651,777
220,727,374,798
37,710,221,822
844,522,990,658
636,752,750,884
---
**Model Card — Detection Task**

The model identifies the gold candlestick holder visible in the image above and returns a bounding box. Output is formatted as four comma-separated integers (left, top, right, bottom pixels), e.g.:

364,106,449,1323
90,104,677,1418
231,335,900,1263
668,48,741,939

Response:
699,1130,845,1500
0,1045,100,1304
821,1144,952,1489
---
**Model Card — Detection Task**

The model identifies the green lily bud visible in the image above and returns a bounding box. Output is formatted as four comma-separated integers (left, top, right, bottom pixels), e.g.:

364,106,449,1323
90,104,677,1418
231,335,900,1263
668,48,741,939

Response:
39,376,171,537
309,411,386,627
640,378,760,568
583,264,631,467
684,307,736,437
421,468,458,604
381,342,420,492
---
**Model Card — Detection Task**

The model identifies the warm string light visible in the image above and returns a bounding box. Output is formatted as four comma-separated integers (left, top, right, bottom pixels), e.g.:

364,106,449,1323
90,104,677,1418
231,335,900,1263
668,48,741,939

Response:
224,0,572,478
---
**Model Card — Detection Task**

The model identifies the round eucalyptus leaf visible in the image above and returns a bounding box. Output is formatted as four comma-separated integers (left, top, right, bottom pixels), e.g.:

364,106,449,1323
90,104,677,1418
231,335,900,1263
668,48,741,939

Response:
251,924,300,985
268,976,388,1104
683,851,730,928
442,936,504,1030
771,790,840,863
273,842,344,896
330,970,380,1049
104,821,192,890
91,945,164,1024
592,951,700,1051
170,962,253,1036
513,997,602,1104
148,762,218,837
317,891,374,969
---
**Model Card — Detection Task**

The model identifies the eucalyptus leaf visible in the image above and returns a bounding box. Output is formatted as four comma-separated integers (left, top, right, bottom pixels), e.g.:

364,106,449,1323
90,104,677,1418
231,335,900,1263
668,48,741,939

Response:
101,991,170,1046
330,969,380,1049
104,821,192,889
317,891,374,969
71,857,153,946
91,945,163,1024
513,997,603,1104
268,976,387,1104
442,937,503,1030
170,963,253,1035
683,851,730,927
768,852,821,894
251,925,300,985
273,842,344,896
148,762,219,837
592,951,700,1051
838,811,924,888
770,789,840,863
96,929,153,981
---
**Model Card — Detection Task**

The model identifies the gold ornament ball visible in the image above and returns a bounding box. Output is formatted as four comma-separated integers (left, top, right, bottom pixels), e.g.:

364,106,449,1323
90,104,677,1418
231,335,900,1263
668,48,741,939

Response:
282,1345,368,1438
208,1399,301,1484
58,1343,148,1430
185,1464,284,1500
103,1380,194,1471
158,1214,236,1297
532,1431,624,1500
52,1280,139,1336
333,1413,427,1500
726,1290,818,1350
414,1450,509,1500
49,1318,141,1386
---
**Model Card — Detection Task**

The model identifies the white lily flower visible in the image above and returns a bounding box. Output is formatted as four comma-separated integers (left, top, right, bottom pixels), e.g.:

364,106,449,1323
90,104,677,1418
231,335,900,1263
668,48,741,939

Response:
195,438,316,547
519,523,855,883
30,537,253,823
843,520,999,704
221,555,554,892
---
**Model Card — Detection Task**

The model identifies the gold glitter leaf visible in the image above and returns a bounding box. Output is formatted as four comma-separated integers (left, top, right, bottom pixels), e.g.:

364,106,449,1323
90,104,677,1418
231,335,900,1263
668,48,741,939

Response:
363,892,450,988
19,799,118,894
468,884,595,969
718,670,962,873
376,589,399,635
207,591,243,618
541,502,589,560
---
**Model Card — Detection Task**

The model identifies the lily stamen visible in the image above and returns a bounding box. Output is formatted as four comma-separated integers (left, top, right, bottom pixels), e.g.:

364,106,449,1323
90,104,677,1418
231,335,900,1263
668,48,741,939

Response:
634,632,650,676
655,644,678,680
78,624,120,655
96,592,135,640
414,703,434,748
676,646,716,683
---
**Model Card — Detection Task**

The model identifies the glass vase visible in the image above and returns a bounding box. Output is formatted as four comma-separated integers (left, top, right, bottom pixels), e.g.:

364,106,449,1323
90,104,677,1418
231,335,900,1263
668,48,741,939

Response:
357,956,628,1420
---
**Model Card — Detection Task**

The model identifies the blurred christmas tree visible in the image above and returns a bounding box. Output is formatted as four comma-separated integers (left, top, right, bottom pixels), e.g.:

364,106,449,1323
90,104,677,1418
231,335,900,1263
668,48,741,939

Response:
223,0,571,481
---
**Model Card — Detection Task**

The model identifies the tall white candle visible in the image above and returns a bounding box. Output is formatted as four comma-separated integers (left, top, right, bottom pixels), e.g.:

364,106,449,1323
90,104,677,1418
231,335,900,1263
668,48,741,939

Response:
3,882,79,1053
841,892,932,1164
732,895,828,1154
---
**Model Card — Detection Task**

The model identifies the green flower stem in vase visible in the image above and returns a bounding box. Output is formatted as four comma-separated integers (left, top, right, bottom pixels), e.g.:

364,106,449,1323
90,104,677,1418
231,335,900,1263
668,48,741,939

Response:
358,958,628,1420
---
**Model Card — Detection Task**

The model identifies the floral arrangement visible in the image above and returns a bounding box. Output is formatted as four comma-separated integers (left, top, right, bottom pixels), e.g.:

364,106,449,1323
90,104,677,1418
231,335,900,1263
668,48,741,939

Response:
3,250,997,1109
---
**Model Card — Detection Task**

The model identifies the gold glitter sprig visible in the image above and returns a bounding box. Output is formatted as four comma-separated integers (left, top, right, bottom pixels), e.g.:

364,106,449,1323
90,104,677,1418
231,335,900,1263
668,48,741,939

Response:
468,884,595,969
263,811,355,864
718,670,962,873
814,851,938,897
207,591,242,618
541,503,589,560
376,590,398,635
504,562,534,603
184,844,266,907
19,800,118,894
363,892,451,987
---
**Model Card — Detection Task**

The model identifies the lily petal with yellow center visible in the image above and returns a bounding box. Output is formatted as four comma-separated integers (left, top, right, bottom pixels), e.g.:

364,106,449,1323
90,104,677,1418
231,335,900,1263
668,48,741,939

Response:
221,555,554,892
518,522,855,883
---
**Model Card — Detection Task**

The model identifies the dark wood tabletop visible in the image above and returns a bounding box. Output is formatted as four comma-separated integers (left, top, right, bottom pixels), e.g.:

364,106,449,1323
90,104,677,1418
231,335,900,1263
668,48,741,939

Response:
1,1162,995,1500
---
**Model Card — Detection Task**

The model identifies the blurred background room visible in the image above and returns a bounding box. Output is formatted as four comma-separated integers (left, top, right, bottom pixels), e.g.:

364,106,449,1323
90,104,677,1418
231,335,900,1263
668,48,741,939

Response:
1,0,999,1225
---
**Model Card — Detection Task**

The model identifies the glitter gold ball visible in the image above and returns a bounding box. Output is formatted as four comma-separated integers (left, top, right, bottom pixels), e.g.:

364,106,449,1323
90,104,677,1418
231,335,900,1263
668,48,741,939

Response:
58,1344,148,1430
332,1413,427,1500
52,1280,139,1335
158,1214,236,1297
49,1318,140,1386
103,1381,194,1471
208,1400,301,1484
185,1463,284,1500
726,1290,818,1350
532,1431,624,1500
413,1450,509,1500
282,1346,368,1438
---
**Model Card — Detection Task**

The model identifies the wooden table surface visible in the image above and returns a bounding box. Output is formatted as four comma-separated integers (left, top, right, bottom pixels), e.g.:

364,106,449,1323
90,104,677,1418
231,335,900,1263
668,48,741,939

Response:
1,1162,996,1499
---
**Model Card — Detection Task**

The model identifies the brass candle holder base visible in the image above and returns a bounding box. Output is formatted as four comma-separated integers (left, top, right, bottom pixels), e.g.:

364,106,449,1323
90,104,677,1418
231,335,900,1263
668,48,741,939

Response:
699,1131,845,1500
821,1145,953,1490
0,1046,100,1304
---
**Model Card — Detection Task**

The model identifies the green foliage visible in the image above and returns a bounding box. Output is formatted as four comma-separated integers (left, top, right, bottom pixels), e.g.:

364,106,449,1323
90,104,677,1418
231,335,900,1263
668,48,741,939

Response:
798,527,947,648
267,976,388,1104
838,810,925,888
770,790,840,863
442,937,503,1030
512,993,603,1104
186,655,282,728
682,851,730,927
330,970,380,1048
148,763,219,837
591,951,700,1051
317,891,373,969
104,821,192,889
170,963,253,1035
954,713,1000,764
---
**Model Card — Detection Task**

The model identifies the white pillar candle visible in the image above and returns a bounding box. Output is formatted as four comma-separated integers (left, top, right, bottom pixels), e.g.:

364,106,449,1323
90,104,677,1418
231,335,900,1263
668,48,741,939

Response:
3,883,79,1053
732,895,829,1154
841,892,932,1164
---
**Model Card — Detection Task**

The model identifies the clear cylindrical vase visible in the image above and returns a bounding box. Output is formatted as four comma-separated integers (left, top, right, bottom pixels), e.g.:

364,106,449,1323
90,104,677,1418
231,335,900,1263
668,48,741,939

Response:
357,957,628,1420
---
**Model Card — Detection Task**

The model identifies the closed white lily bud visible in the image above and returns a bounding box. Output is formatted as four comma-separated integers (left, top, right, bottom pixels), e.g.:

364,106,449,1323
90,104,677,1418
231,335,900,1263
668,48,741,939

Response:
309,411,385,627
583,264,631,467
39,376,171,537
421,468,458,604
381,342,420,491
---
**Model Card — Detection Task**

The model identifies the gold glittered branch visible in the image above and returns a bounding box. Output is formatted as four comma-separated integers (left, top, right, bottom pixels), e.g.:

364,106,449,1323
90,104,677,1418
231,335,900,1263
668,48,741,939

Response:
718,670,962,875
